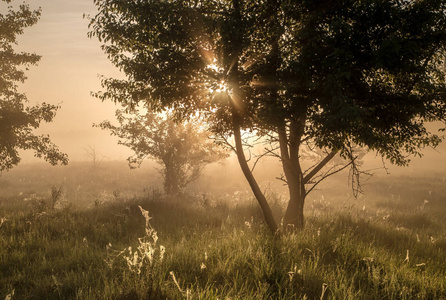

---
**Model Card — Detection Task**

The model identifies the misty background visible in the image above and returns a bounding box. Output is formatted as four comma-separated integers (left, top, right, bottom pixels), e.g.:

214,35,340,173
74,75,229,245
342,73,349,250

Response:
8,0,446,178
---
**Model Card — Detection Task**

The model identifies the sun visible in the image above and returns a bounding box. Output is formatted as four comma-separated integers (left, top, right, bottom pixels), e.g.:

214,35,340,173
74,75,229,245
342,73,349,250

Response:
205,61,230,96
207,63,220,72
216,80,228,93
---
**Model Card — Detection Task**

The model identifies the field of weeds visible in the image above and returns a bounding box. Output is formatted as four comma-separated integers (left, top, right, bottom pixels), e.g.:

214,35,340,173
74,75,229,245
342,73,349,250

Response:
0,161,445,299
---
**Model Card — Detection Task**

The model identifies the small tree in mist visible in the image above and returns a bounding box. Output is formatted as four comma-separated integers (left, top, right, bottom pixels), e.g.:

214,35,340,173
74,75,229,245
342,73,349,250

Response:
90,0,446,233
0,0,67,172
83,145,104,166
97,108,227,195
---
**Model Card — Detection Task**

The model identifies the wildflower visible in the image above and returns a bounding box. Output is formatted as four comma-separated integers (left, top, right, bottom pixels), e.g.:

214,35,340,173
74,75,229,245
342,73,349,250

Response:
200,262,206,271
151,230,158,244
138,205,152,227
107,207,165,275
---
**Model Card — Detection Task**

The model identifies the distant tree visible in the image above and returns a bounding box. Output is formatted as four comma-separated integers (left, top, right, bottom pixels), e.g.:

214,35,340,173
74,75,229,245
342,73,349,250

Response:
97,108,228,195
90,0,446,232
0,0,67,172
83,145,104,166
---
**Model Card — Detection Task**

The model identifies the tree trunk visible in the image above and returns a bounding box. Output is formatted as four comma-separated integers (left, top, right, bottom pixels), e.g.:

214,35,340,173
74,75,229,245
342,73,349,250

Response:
281,148,338,231
277,124,305,231
282,175,305,231
232,117,279,234
225,0,279,234
164,163,180,195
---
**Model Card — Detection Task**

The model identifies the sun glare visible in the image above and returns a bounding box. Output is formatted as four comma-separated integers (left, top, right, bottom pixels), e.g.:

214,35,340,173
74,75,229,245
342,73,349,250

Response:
207,63,220,72
205,60,230,96
214,80,229,94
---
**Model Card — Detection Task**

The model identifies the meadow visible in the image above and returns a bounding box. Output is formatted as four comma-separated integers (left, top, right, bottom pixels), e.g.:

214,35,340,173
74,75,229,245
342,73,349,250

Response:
0,159,445,299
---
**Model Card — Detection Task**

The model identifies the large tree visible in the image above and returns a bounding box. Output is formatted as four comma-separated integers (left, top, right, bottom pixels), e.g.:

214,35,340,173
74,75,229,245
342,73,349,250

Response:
0,0,67,171
97,108,227,195
89,0,446,233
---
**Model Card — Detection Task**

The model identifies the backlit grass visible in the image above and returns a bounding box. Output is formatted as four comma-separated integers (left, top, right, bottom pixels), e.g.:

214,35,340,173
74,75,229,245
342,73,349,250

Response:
0,162,445,299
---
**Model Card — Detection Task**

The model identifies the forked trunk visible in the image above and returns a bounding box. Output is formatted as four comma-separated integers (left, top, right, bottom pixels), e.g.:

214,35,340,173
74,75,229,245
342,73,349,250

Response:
277,123,307,231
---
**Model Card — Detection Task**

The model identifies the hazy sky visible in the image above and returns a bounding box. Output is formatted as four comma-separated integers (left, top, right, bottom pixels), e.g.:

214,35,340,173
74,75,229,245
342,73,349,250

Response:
7,0,446,168
12,0,131,161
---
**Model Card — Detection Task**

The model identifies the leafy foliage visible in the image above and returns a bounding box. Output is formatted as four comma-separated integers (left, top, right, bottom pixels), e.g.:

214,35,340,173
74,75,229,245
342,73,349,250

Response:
89,0,446,163
89,0,446,230
0,0,68,171
97,108,227,194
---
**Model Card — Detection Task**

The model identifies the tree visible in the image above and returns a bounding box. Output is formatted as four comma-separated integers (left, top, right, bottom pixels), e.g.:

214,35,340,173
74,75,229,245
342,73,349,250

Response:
83,145,105,166
89,0,446,233
97,108,227,195
0,0,67,172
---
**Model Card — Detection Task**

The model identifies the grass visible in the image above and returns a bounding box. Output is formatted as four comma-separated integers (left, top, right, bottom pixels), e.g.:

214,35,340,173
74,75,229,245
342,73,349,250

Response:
0,161,445,299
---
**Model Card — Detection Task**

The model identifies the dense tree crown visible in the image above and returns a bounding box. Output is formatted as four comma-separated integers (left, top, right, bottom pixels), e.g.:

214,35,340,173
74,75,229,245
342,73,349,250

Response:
90,0,446,232
0,0,67,171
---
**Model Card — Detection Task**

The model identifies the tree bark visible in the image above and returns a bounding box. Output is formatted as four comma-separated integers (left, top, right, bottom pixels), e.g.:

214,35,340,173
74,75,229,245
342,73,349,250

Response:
283,185,305,231
277,124,306,231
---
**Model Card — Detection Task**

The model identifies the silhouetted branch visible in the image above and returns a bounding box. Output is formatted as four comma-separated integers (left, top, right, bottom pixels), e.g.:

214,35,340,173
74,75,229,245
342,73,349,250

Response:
305,161,353,195
250,145,280,173
303,151,338,184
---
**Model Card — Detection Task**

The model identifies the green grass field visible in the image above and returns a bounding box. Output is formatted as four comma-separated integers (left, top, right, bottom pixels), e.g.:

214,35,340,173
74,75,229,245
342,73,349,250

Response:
0,161,445,299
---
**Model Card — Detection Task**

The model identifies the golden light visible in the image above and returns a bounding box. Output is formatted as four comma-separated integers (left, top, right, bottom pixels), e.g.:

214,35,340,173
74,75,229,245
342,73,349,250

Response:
204,58,230,97
214,80,229,94
207,63,220,72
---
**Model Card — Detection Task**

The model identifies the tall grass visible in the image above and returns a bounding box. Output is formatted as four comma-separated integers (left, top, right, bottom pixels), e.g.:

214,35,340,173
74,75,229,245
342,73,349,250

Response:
0,162,445,299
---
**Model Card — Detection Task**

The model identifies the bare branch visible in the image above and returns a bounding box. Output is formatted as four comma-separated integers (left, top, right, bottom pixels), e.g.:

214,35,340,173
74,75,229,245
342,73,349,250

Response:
306,161,353,195
303,150,338,184
216,133,237,153
276,173,288,185
250,145,280,173
381,156,390,175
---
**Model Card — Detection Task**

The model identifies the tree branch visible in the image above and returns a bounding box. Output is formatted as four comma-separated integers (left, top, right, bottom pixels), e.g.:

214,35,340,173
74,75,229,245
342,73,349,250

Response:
303,150,338,184
250,145,280,173
306,161,353,195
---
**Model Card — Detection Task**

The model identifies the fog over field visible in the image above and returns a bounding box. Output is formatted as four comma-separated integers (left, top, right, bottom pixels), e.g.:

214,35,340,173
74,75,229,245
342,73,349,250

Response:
9,0,446,166
2,0,446,299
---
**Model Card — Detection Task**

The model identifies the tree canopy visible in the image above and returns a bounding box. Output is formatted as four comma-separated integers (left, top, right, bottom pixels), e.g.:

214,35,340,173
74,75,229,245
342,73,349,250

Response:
90,0,446,232
0,0,68,171
97,108,227,195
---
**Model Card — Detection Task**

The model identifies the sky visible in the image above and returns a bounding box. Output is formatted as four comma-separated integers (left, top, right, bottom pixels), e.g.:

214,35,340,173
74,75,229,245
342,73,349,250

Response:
11,0,131,161
6,0,446,170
